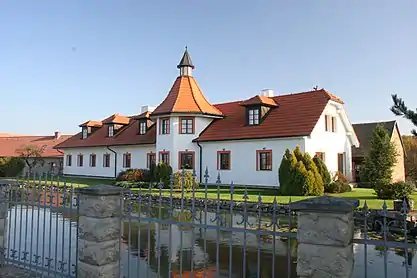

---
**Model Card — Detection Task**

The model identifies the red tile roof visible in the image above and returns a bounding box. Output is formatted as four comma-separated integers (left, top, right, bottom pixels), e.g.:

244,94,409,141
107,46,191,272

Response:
195,89,343,142
55,112,155,149
102,114,130,125
79,120,103,128
56,89,344,148
0,135,72,157
150,76,223,116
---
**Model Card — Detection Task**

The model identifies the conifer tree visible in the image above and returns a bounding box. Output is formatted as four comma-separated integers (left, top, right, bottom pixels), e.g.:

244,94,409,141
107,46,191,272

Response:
360,124,397,188
391,94,417,136
302,153,324,195
313,155,331,186
279,149,297,195
293,146,304,162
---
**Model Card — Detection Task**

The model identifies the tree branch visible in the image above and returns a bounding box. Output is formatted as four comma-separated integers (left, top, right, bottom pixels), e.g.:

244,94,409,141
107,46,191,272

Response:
391,94,417,136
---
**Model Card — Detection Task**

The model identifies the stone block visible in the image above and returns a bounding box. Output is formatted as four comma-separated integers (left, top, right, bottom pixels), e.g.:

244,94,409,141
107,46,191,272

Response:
78,238,119,266
297,211,354,247
77,260,119,278
78,216,120,242
297,242,354,278
78,195,121,218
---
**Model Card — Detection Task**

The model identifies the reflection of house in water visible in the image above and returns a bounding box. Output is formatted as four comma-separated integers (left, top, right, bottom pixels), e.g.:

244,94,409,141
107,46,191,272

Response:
122,208,298,277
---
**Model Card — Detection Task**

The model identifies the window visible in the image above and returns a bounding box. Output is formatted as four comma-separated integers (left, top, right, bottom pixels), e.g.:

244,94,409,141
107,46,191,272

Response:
248,108,260,125
90,154,96,167
217,151,231,170
325,115,336,132
159,151,170,165
179,117,194,134
77,154,84,167
139,121,147,135
123,153,132,168
315,152,325,162
257,150,272,171
179,151,195,169
82,127,88,139
338,153,345,174
108,125,114,137
103,154,111,168
66,155,72,166
147,153,156,169
160,118,170,134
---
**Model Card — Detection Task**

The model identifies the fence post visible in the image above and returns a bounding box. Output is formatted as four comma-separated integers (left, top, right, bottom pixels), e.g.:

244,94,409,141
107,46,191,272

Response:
290,196,359,278
77,185,123,278
0,180,9,267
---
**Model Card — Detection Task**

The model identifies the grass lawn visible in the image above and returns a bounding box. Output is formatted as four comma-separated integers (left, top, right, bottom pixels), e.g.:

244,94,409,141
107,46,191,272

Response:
14,176,417,210
14,176,114,188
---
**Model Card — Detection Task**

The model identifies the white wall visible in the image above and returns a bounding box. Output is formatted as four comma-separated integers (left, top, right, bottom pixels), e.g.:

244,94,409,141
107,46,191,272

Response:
305,101,354,180
62,145,155,178
200,137,305,187
155,115,213,178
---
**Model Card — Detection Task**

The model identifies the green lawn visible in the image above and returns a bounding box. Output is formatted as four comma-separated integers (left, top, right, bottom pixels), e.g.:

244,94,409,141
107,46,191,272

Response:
13,176,417,210
14,176,114,188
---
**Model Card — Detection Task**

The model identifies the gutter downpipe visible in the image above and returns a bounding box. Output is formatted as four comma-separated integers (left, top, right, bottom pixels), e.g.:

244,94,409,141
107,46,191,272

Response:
196,141,203,183
106,146,117,179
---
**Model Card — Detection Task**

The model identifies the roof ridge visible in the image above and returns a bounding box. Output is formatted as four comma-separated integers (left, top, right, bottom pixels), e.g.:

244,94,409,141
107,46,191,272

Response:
189,76,222,114
352,120,397,125
188,76,203,113
170,76,182,112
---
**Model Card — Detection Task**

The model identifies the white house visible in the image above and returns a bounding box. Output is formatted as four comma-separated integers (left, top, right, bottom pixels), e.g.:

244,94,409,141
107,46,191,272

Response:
55,49,359,187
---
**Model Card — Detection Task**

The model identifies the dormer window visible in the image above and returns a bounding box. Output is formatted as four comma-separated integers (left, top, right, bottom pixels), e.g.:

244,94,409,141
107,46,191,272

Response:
139,120,147,135
248,108,260,125
82,127,88,139
108,125,114,137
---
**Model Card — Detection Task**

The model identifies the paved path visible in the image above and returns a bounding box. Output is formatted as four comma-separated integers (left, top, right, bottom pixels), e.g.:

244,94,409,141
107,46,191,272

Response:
0,265,43,278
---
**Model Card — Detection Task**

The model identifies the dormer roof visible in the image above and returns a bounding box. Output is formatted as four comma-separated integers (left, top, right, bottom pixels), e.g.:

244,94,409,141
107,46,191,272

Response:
150,76,223,117
79,120,103,128
240,95,278,107
102,114,130,125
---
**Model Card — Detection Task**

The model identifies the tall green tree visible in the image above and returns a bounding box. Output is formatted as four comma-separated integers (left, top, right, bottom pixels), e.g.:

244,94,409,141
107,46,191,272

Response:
313,155,331,186
359,124,397,187
302,153,324,195
391,94,417,136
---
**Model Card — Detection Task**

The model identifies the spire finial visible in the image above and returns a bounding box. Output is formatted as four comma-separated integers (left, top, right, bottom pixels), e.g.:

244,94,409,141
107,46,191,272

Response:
185,45,188,51
177,47,195,75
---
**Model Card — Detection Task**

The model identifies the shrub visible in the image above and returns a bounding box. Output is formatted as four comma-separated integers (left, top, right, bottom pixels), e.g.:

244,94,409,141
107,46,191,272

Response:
302,153,324,196
172,170,199,192
374,181,416,200
154,162,173,187
326,180,352,194
278,149,297,195
0,157,25,177
116,168,151,182
313,155,331,186
293,146,304,162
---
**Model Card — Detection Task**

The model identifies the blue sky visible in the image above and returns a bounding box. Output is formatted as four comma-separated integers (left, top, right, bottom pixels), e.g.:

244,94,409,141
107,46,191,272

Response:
0,1,416,135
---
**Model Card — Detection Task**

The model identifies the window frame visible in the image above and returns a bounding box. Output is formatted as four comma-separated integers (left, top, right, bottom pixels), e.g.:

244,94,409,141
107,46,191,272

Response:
103,153,111,168
82,127,88,139
139,120,147,135
178,151,195,170
158,151,170,165
159,118,170,135
256,150,272,171
248,107,260,125
331,116,337,132
66,154,72,167
77,154,84,167
108,125,114,137
90,154,96,167
123,152,132,168
179,117,195,134
217,150,231,170
147,152,156,169
337,152,345,174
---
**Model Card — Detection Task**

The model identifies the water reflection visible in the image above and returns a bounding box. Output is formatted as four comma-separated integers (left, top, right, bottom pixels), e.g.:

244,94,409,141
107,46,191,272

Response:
4,202,417,278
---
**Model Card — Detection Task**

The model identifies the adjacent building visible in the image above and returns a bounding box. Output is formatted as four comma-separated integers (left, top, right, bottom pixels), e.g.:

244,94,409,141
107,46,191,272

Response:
352,120,405,183
55,49,359,187
0,131,71,175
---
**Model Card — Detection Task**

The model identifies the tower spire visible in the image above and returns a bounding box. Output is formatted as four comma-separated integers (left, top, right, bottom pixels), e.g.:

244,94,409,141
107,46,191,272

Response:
177,47,194,76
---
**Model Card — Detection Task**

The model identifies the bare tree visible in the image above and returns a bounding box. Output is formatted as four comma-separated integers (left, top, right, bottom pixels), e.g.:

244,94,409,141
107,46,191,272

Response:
17,145,46,175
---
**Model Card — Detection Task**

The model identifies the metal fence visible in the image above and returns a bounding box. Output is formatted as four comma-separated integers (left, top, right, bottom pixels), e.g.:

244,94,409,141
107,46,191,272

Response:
1,170,417,278
353,200,417,278
1,174,79,277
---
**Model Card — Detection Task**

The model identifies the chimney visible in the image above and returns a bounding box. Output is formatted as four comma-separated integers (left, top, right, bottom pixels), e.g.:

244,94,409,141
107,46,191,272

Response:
54,130,61,139
260,89,274,97
141,105,156,114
